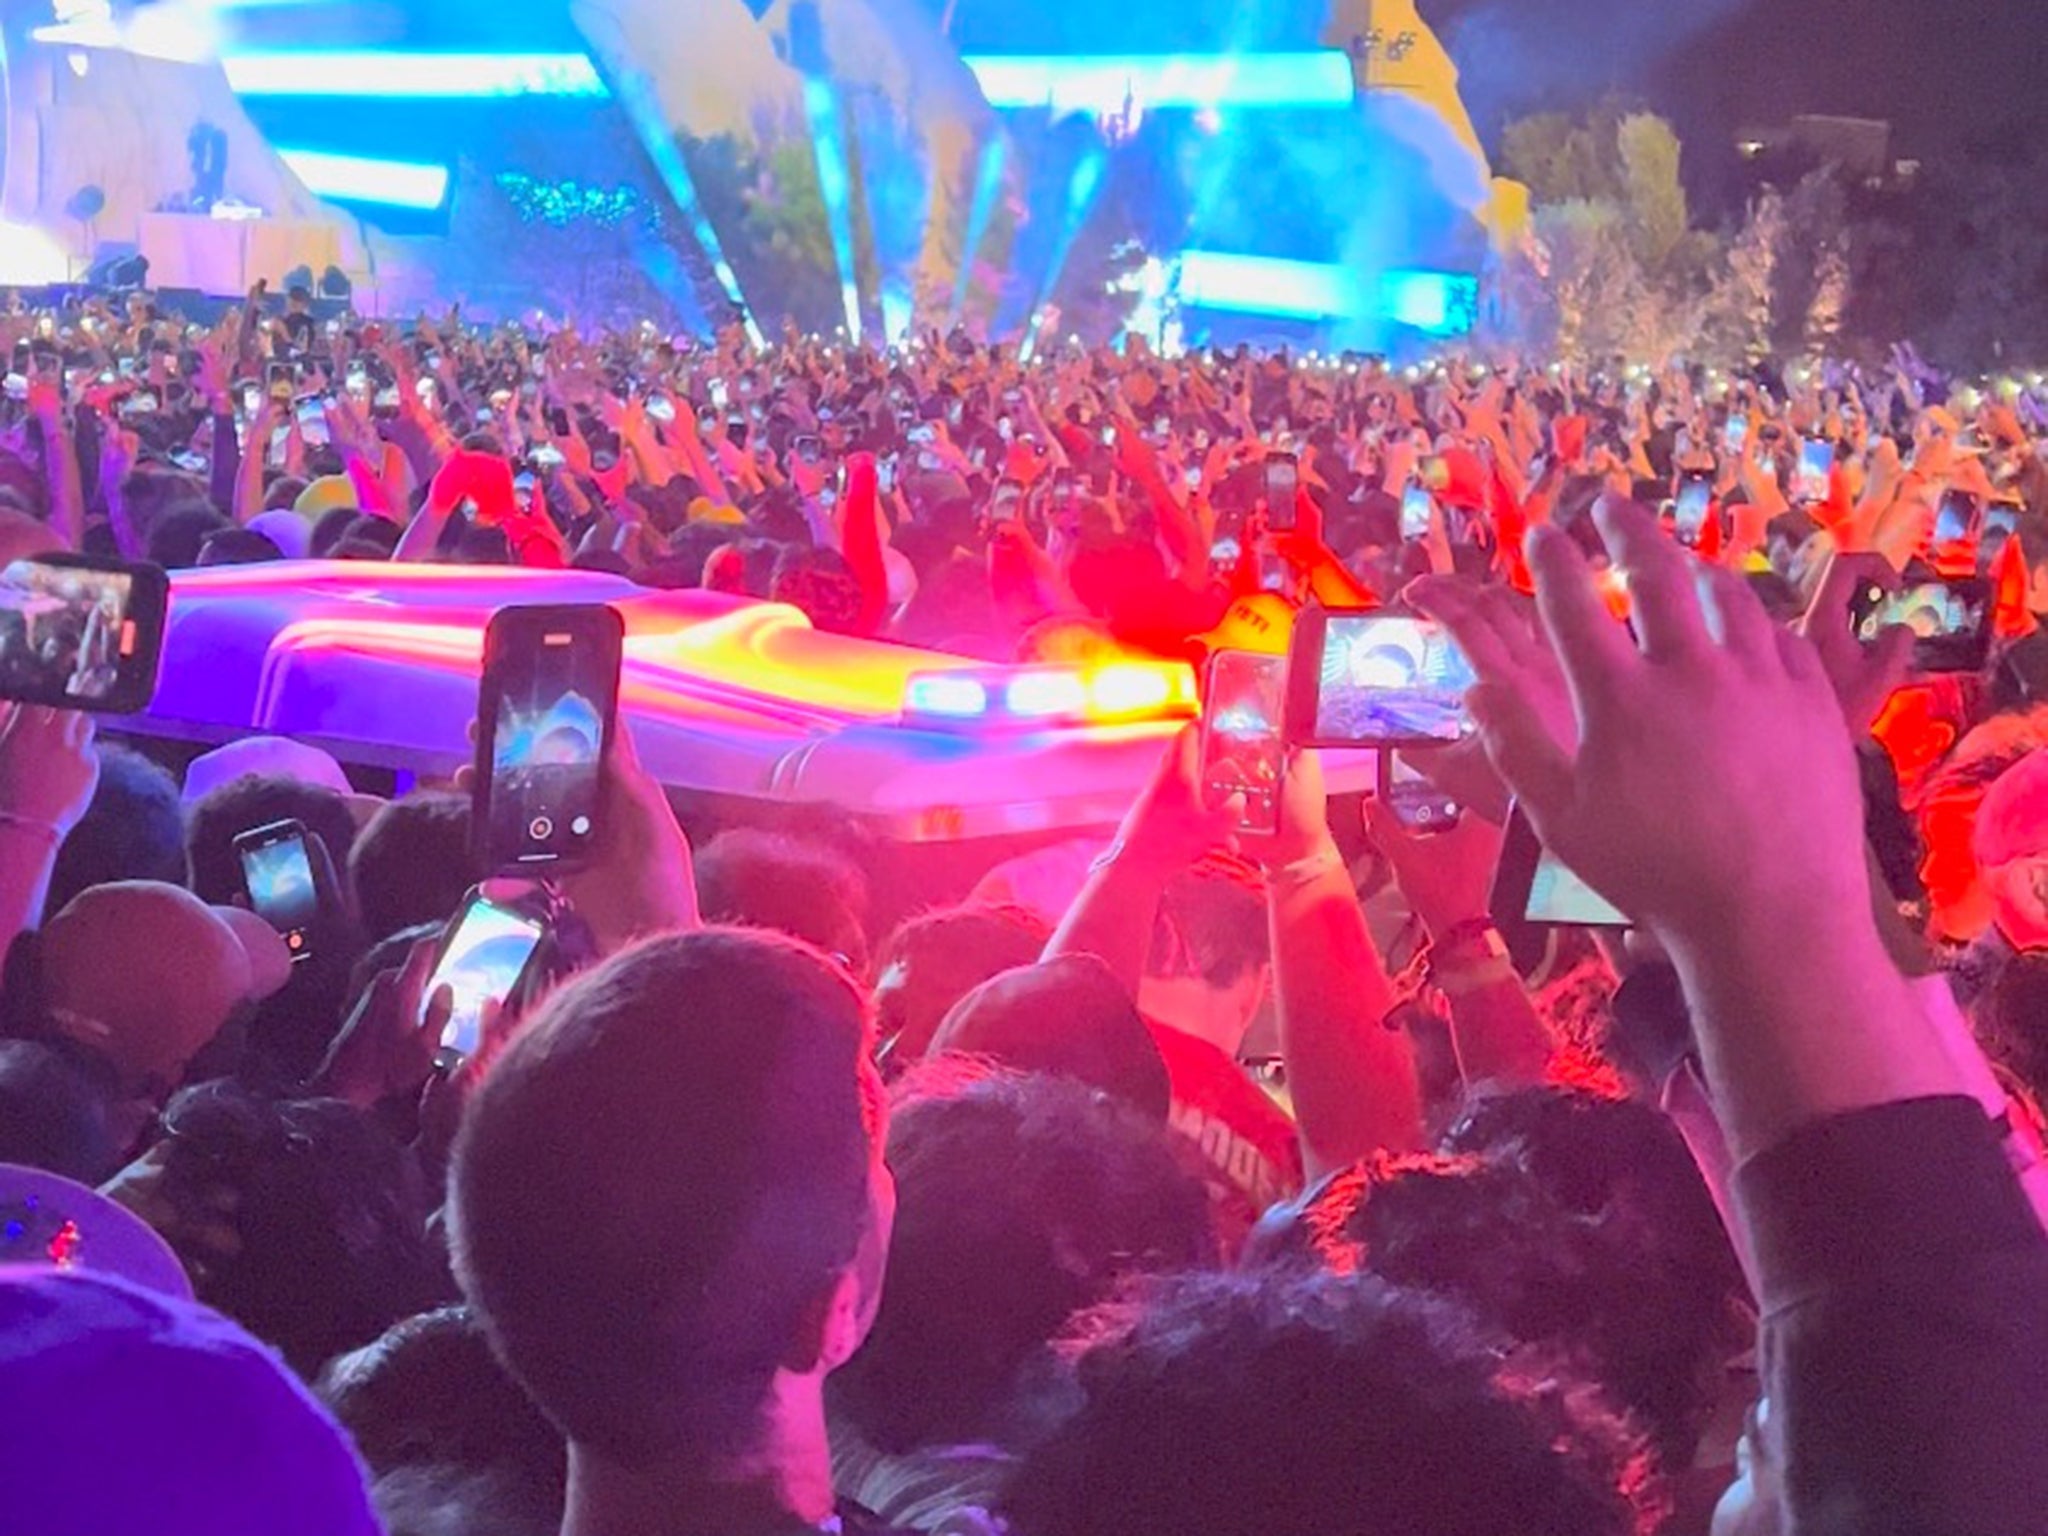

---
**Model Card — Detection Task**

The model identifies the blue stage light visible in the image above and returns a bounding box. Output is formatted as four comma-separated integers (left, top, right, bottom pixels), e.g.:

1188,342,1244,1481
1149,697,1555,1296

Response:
1176,253,1476,336
276,148,450,211
803,78,865,344
223,51,609,99
951,136,1008,323
964,53,1354,114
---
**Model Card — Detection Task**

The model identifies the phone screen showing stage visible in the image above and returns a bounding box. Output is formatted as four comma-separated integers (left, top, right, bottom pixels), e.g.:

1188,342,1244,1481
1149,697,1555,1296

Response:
0,558,157,711
241,830,318,960
480,608,621,874
1203,651,1287,835
428,896,546,1059
1314,615,1477,746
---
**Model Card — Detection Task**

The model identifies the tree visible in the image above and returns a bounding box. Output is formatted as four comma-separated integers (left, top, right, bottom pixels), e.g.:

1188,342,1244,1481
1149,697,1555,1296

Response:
1617,113,1688,273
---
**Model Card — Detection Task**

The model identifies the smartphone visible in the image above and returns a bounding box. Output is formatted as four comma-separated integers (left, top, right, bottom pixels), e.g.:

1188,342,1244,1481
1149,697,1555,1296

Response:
1202,650,1288,836
424,888,549,1064
1287,608,1477,749
907,424,936,447
1935,490,1981,547
530,444,565,470
990,479,1025,524
1793,437,1832,503
1264,453,1300,532
267,362,294,406
645,395,677,424
1377,751,1462,834
794,434,823,467
709,378,729,410
878,457,897,494
1853,578,1993,674
0,555,168,714
235,820,322,962
472,605,625,876
1490,806,1630,930
296,398,330,447
1399,482,1433,542
1050,470,1081,517
1673,471,1714,546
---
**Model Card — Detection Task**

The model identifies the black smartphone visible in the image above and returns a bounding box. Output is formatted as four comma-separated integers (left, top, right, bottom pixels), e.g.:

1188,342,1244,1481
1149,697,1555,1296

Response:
235,819,323,962
1673,471,1714,547
1050,470,1082,519
267,361,294,405
1489,805,1629,930
1377,751,1462,834
1264,453,1300,532
424,886,551,1065
1853,577,1994,675
793,434,823,467
1935,490,1982,547
1202,649,1289,836
1286,607,1479,749
472,604,625,876
0,554,169,714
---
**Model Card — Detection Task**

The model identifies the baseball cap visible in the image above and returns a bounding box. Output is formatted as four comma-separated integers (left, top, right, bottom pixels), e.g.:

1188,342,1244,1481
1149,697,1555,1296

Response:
929,955,1171,1120
0,1164,191,1300
0,1268,380,1536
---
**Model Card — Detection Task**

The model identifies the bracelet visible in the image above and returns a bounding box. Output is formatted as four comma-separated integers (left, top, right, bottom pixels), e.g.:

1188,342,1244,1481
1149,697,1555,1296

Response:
1270,846,1348,889
0,812,61,847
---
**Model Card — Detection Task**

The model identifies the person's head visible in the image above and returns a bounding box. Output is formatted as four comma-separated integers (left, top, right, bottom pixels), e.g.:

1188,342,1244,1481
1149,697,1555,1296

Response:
145,502,233,569
1971,949,2048,1107
928,955,1172,1120
0,1268,381,1536
46,741,185,917
1973,745,2048,949
0,1039,116,1182
38,881,266,1101
319,1304,564,1495
693,827,870,976
1141,853,1271,1054
1002,1268,1655,1536
185,772,360,908
143,1082,452,1375
1270,1145,1740,1470
1914,705,2048,939
449,929,890,1469
348,792,472,943
832,1064,1216,1455
770,545,864,634
198,527,285,566
872,901,1051,1069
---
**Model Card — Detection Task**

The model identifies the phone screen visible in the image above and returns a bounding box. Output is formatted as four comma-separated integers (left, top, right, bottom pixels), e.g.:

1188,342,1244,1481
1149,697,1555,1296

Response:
1400,483,1433,542
267,364,294,405
1982,504,2021,561
1380,754,1462,833
1303,614,1478,747
475,606,623,875
1674,475,1713,544
1526,849,1629,927
990,480,1024,524
1264,455,1299,529
1935,491,1980,546
426,894,547,1060
1794,438,1832,502
239,825,319,961
0,556,167,713
1202,650,1288,835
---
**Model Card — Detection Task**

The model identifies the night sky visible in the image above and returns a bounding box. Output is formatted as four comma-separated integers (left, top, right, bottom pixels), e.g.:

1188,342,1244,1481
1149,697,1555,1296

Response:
1426,0,2048,161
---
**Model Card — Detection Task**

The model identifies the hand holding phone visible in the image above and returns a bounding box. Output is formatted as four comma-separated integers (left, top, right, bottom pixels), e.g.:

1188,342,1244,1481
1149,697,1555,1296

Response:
424,887,551,1064
1286,608,1478,749
235,819,334,962
1202,650,1288,835
0,555,168,714
472,605,625,876
1264,453,1300,532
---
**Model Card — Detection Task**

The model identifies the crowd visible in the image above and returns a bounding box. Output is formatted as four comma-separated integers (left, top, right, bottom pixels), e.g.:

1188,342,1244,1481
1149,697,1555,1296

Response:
0,281,2047,1536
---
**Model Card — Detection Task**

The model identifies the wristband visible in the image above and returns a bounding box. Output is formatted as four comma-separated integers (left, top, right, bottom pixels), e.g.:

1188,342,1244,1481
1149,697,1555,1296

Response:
0,812,62,847
1269,845,1347,889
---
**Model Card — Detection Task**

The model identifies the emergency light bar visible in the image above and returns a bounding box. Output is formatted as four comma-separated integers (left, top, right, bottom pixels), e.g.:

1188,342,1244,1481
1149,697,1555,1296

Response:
903,662,1197,732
